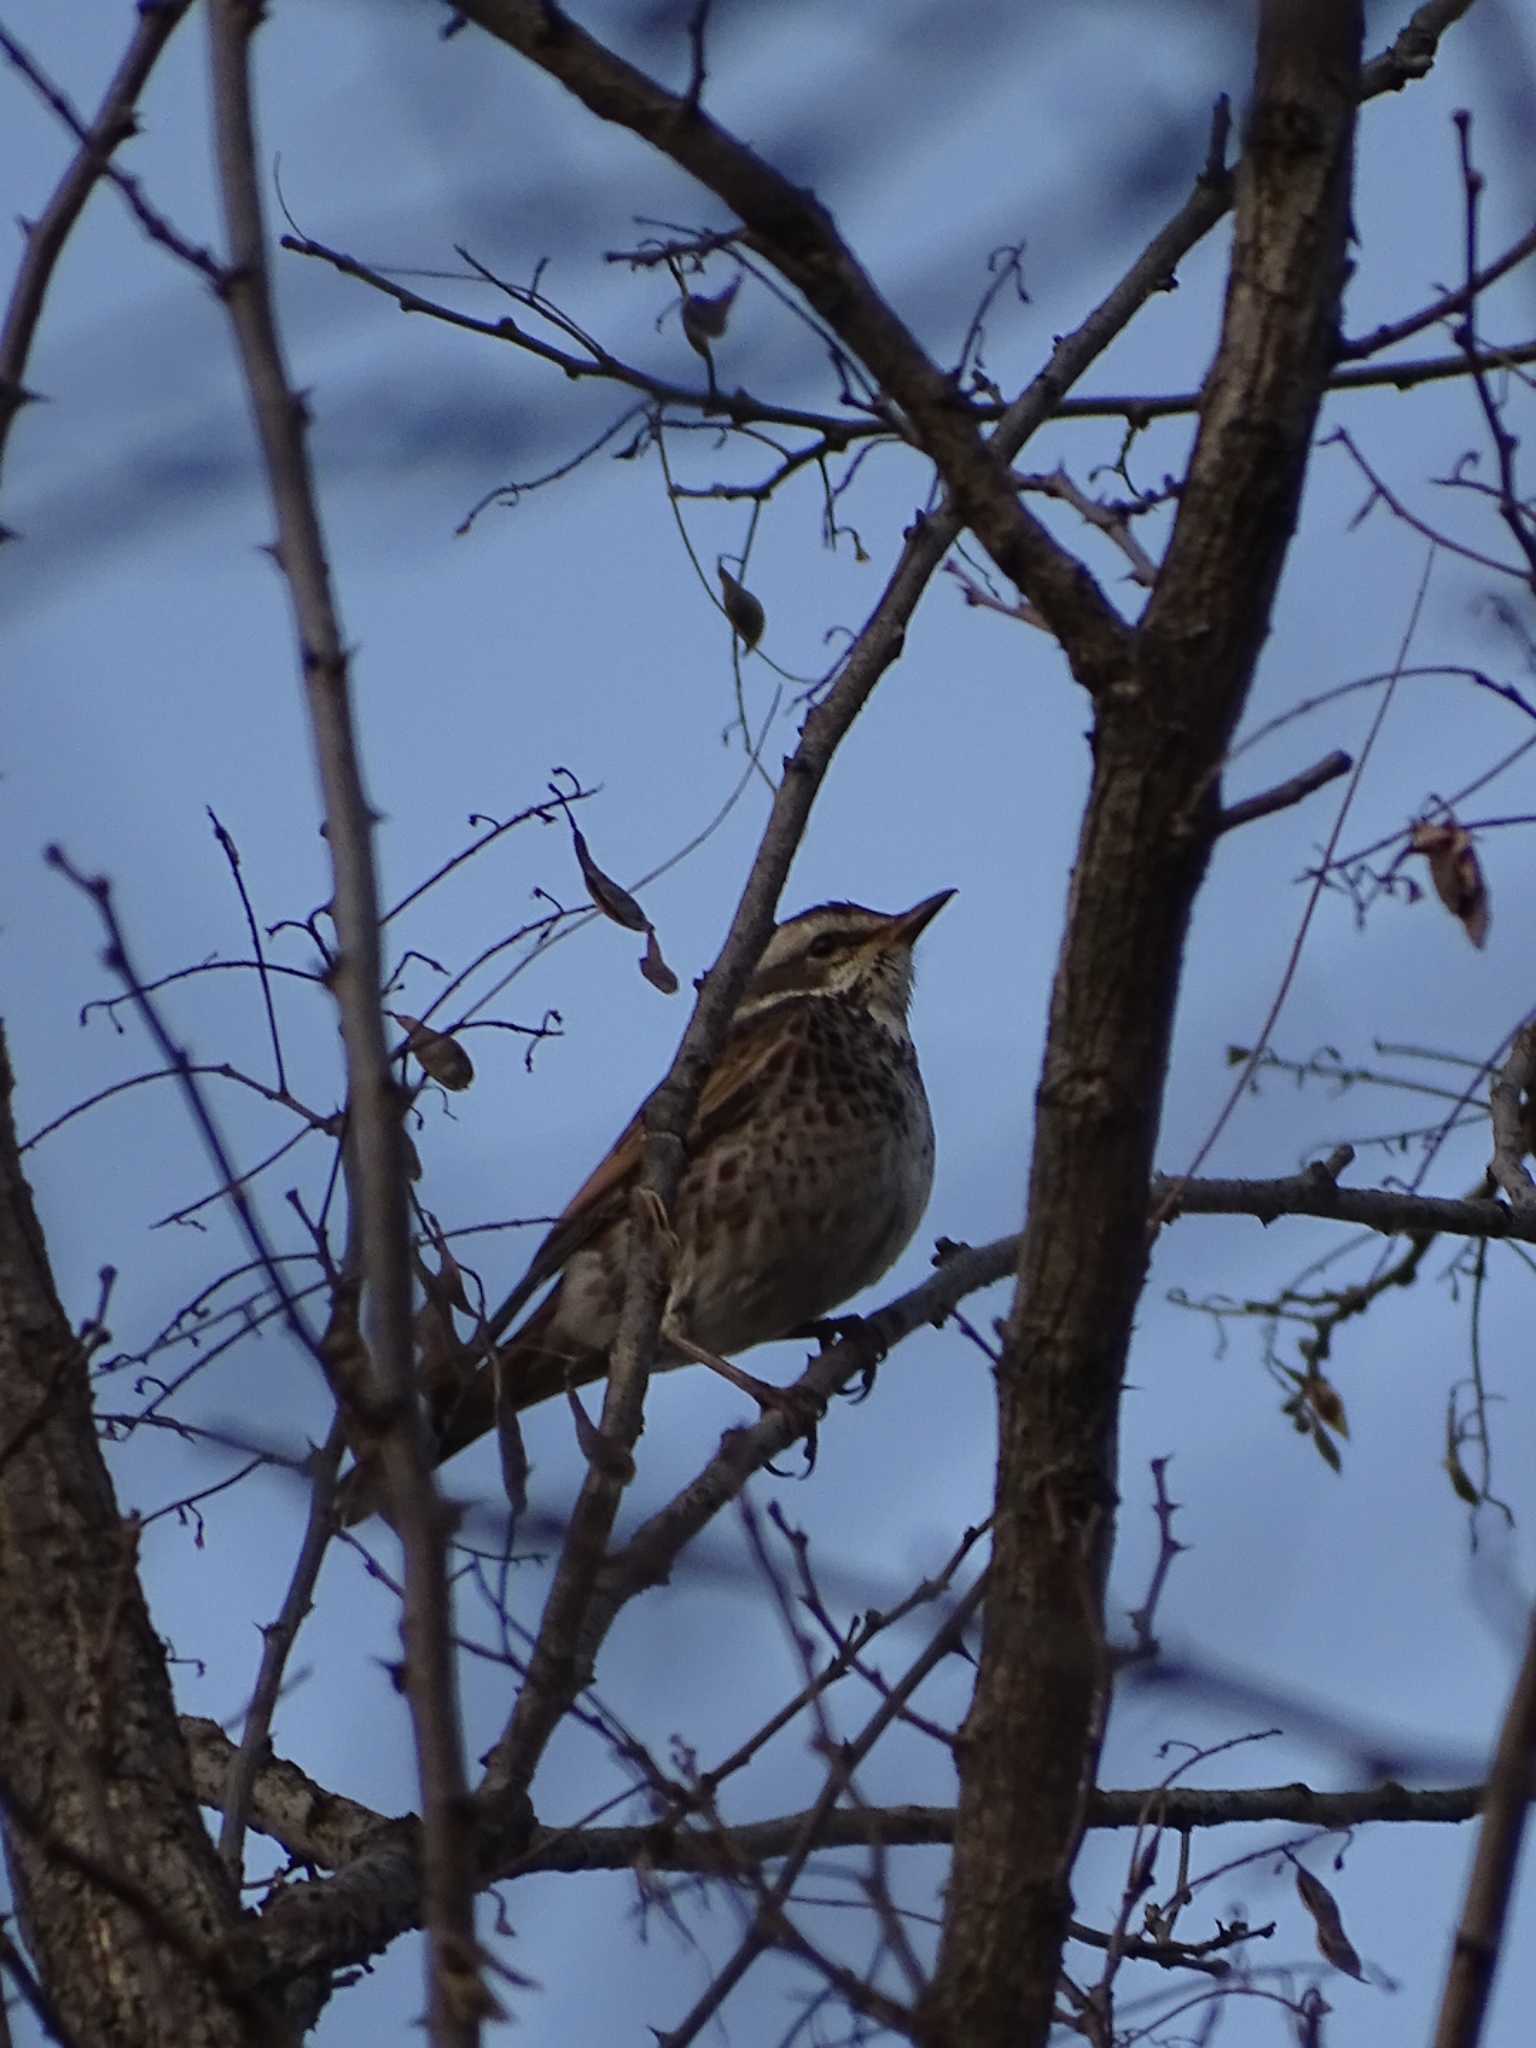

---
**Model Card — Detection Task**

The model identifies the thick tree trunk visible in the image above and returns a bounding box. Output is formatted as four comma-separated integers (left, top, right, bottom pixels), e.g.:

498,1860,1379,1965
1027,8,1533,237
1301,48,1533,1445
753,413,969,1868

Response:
0,1027,268,2046
923,6,1365,2042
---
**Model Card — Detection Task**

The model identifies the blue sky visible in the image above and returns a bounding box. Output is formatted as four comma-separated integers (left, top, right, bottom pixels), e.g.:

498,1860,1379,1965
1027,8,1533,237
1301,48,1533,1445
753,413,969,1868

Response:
5,1,1536,2041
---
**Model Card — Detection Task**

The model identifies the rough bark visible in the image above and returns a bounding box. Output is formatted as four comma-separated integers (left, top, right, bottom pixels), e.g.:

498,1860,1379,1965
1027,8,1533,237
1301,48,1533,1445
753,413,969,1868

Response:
0,1027,268,2047
922,7,1366,2043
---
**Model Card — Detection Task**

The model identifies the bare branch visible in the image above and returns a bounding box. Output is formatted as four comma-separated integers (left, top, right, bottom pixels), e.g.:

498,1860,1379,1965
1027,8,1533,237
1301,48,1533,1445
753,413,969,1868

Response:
1154,1162,1536,1246
216,1416,347,1873
1214,750,1354,834
202,1719,1499,1870
0,2,198,499
0,1031,254,2043
204,1,477,2035
1339,220,1536,361
1432,1601,1536,2048
1360,0,1477,97
930,9,1368,2040
452,0,1132,688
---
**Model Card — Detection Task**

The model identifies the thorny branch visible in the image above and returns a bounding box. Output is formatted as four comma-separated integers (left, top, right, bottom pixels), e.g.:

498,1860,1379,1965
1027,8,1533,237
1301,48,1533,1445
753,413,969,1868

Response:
3,0,1520,2036
205,1,476,2035
0,2,200,497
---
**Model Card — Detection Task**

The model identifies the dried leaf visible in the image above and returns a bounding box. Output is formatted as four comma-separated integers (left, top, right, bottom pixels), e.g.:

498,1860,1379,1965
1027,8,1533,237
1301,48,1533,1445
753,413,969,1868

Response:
680,276,740,355
1444,1449,1481,1506
1443,1404,1481,1505
717,566,765,649
1410,819,1490,948
570,822,649,931
1305,1374,1349,1439
492,1356,529,1519
1294,1863,1367,1981
639,925,679,995
419,1231,474,1321
393,1012,475,1091
1310,1421,1343,1474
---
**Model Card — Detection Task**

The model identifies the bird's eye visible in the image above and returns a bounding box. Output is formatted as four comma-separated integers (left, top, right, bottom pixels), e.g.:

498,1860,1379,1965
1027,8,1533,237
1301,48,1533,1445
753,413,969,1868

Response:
808,933,840,959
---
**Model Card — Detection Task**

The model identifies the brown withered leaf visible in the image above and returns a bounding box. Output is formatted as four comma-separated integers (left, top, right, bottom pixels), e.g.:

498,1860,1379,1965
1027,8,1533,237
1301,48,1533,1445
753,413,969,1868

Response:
418,1221,474,1320
492,1356,529,1519
393,1012,475,1091
1305,1373,1349,1439
1293,1862,1367,1981
570,821,649,931
1409,819,1490,949
639,924,679,995
680,276,740,355
1310,1421,1343,1474
1444,1448,1481,1506
1443,1402,1481,1505
717,566,766,649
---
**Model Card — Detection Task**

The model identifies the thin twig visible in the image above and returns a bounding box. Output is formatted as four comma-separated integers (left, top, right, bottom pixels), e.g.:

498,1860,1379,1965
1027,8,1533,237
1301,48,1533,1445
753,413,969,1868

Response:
0,17,225,297
216,1414,347,1872
1214,750,1353,834
207,809,286,1095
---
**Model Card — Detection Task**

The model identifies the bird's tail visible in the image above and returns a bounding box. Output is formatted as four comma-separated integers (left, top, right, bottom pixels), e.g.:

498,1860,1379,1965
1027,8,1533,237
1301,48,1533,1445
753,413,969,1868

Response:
334,1290,607,1526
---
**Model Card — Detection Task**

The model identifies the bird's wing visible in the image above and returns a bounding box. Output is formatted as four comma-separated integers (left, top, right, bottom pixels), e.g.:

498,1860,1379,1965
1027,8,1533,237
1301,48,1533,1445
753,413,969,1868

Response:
481,1004,791,1342
339,1006,798,1522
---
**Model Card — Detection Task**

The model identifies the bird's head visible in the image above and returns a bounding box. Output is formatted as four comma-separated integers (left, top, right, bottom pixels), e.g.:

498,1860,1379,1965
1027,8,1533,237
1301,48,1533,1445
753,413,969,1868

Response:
740,890,954,1032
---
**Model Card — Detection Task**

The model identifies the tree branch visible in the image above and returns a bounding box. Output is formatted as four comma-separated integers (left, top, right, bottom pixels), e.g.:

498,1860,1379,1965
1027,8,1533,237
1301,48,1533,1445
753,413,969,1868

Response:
452,0,1131,690
0,1030,255,2045
926,9,1368,2043
1486,1024,1536,1216
0,2,199,499
1214,750,1354,834
204,3,477,2036
1432,1600,1536,2048
183,1712,1495,1964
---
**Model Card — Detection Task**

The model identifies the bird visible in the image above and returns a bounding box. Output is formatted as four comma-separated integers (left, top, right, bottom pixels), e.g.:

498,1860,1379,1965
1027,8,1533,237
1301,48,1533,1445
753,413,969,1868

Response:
341,890,952,1521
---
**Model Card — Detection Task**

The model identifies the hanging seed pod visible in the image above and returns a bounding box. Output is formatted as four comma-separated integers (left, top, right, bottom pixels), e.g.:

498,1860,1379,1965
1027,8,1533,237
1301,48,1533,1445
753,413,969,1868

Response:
393,1013,475,1091
570,821,649,931
639,924,679,995
1409,818,1489,948
1293,1862,1367,1982
717,565,765,649
680,276,740,357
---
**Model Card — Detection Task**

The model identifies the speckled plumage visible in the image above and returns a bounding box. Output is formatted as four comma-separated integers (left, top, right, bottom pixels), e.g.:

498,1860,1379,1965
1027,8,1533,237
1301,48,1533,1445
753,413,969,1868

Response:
527,985,934,1381
343,892,950,1517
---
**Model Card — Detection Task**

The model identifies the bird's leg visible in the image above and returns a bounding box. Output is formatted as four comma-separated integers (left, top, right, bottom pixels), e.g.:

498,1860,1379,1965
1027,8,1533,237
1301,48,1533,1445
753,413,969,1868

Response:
662,1325,826,1456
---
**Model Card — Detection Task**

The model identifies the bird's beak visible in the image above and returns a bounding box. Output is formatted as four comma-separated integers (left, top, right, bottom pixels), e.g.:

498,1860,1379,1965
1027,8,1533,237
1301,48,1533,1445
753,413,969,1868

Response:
884,888,956,947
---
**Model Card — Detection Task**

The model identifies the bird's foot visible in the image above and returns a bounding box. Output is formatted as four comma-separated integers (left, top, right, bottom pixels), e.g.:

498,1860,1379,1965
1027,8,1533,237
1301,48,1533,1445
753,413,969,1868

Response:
785,1313,884,1403
789,1312,865,1351
790,1313,889,1403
